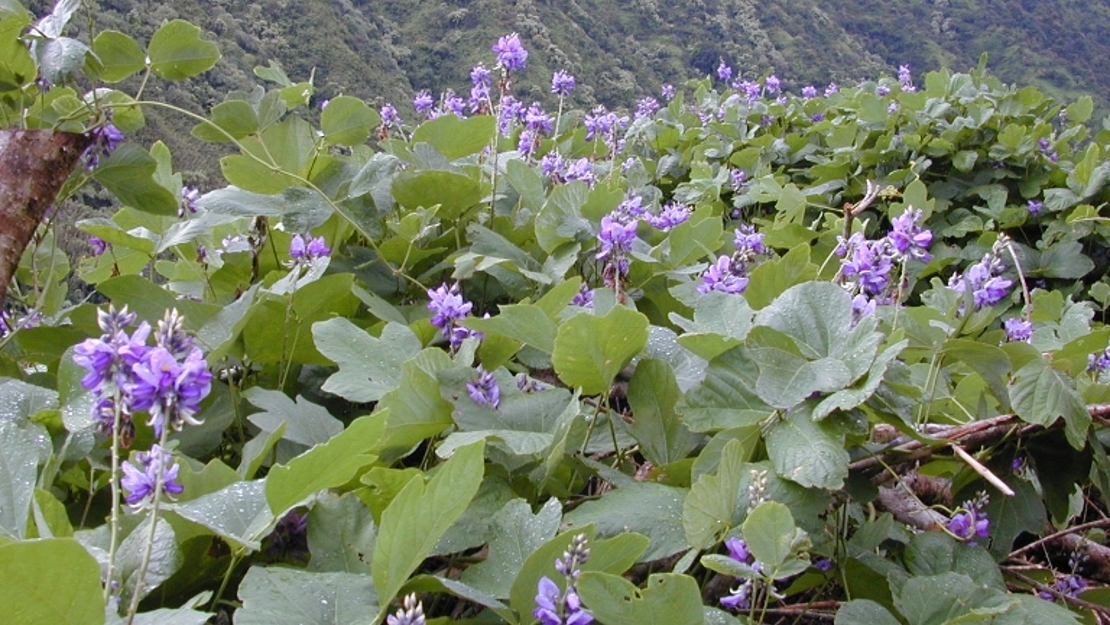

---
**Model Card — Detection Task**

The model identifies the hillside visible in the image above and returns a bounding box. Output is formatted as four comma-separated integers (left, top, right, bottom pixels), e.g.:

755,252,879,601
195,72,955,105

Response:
26,0,1110,182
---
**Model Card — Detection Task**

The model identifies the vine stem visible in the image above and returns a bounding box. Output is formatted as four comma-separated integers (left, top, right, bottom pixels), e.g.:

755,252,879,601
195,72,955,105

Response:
104,392,124,604
209,551,243,612
125,423,171,622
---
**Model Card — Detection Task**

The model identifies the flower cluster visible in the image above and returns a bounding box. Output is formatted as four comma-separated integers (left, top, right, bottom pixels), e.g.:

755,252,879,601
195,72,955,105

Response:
83,121,124,168
1087,344,1110,377
947,240,1013,311
492,32,528,72
720,537,761,611
289,233,331,262
947,492,990,545
74,307,212,445
697,224,769,295
467,366,500,408
180,187,200,217
1004,318,1033,343
583,105,628,155
835,208,933,320
551,70,575,98
1027,199,1044,215
717,59,732,82
387,593,426,625
1038,553,1087,602
645,202,691,231
898,64,916,92
1039,137,1059,162
120,444,183,507
263,510,310,564
427,282,482,351
534,534,593,625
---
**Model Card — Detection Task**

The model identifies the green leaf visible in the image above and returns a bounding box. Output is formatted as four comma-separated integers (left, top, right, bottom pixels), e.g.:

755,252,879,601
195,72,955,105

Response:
1066,96,1094,124
306,491,377,574
627,359,700,465
981,474,1046,559
0,417,52,540
244,388,343,447
170,480,272,551
464,302,557,353
321,95,380,146
1008,357,1090,448
392,169,482,221
834,600,901,625
535,181,592,253
765,402,849,489
505,158,545,211
673,291,754,361
33,488,73,538
744,244,818,310
377,351,456,452
577,572,704,625
742,501,807,571
117,516,181,606
313,319,422,403
746,328,852,409
192,100,260,142
412,114,496,159
564,483,689,562
681,346,774,432
372,440,485,605
147,19,220,80
892,572,998,625
265,413,385,515
683,439,745,549
0,538,103,624
460,498,561,598
91,30,145,82
93,144,180,215
235,567,379,625
552,305,648,395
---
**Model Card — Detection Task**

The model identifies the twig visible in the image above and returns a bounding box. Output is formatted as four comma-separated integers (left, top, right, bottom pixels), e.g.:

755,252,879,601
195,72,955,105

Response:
1008,518,1110,560
950,444,1015,497
1004,568,1110,617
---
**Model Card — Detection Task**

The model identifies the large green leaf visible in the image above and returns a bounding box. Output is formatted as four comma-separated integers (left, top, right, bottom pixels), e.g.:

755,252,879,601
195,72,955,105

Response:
170,480,273,551
117,516,182,606
577,572,704,625
535,181,592,253
392,169,482,220
741,501,810,576
191,99,260,142
235,567,379,625
244,388,343,447
835,600,901,625
626,359,700,465
147,19,220,80
265,413,385,515
681,346,774,432
0,414,52,540
372,440,485,605
93,144,180,215
1008,357,1090,448
0,538,103,624
464,303,557,354
306,491,377,574
376,350,456,452
313,319,422,403
411,114,496,159
552,305,648,395
460,498,561,598
765,403,849,490
564,482,689,562
91,30,145,82
683,439,746,549
321,95,380,146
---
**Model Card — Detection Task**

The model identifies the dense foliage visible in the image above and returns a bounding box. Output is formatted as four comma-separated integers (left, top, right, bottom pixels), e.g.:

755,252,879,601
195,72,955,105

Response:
4,1,1110,624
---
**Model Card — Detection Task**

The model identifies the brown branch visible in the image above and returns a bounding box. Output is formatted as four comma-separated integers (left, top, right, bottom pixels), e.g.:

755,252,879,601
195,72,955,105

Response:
0,129,92,308
1008,518,1110,561
1004,567,1110,617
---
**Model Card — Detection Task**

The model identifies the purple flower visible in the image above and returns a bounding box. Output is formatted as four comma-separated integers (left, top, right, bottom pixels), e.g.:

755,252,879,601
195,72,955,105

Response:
264,510,310,564
1087,347,1110,375
428,282,473,331
381,103,401,126
525,103,554,134
571,284,594,308
717,60,733,82
387,594,427,625
888,100,899,114
535,535,593,625
470,64,492,88
839,234,895,297
661,84,675,100
877,84,891,96
634,97,660,121
824,83,840,97
443,90,467,118
413,90,434,116
811,113,826,123
720,579,753,611
646,202,691,231
725,537,751,563
948,253,1012,310
738,80,761,101
320,99,330,111
888,208,933,261
596,215,637,261
1004,318,1033,343
120,444,183,506
898,64,916,92
734,224,767,256
498,95,524,136
1039,137,1059,162
89,236,108,256
814,558,833,571
84,122,124,168
127,344,211,438
466,367,500,408
764,75,781,95
1027,200,1044,215
947,493,990,544
493,32,528,71
289,234,330,261
180,187,200,216
541,152,565,177
801,85,818,99
698,255,749,295
564,158,595,185
551,70,575,97
730,169,748,192
1039,574,1088,601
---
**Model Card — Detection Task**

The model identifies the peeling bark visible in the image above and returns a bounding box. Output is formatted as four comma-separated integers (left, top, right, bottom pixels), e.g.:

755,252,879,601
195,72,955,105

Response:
0,129,92,308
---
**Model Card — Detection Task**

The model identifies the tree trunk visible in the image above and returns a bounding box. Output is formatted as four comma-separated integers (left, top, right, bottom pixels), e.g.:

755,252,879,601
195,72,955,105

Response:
0,129,92,309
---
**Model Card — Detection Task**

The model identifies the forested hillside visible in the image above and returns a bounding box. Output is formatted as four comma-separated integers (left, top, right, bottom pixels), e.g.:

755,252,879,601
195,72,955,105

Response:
27,0,1110,183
